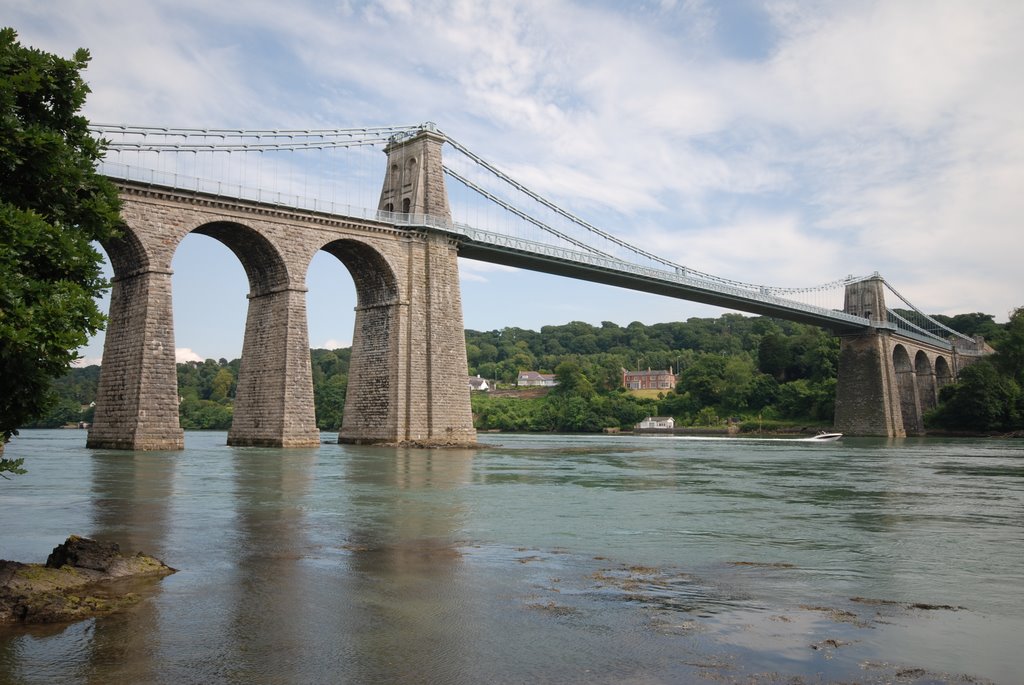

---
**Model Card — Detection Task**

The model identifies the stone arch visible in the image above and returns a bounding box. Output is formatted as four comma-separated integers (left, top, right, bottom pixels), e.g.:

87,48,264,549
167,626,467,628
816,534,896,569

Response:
316,238,403,444
893,344,921,435
101,223,151,277
319,238,400,308
185,220,316,447
935,356,953,392
915,350,937,413
192,221,292,296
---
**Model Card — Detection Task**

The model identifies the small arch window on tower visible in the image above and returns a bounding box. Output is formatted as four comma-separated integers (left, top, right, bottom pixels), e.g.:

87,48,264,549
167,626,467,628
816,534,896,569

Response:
404,158,416,188
402,197,411,214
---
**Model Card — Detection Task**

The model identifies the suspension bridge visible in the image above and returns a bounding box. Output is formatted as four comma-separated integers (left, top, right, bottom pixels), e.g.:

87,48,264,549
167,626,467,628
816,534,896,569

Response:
83,122,990,449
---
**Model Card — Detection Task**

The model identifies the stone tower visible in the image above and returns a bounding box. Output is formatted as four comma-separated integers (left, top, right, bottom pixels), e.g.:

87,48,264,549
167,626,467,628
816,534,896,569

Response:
378,123,451,218
842,273,887,323
338,125,476,445
834,274,905,437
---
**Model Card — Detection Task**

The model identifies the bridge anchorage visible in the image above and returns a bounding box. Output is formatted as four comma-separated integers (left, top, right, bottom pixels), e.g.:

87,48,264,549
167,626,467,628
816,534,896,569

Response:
84,123,991,448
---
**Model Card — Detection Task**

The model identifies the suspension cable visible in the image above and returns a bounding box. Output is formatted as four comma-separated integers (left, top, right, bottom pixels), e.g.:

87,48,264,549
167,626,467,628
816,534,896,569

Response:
441,132,686,271
89,121,950,327
443,131,876,296
89,123,423,153
883,281,973,342
444,166,618,260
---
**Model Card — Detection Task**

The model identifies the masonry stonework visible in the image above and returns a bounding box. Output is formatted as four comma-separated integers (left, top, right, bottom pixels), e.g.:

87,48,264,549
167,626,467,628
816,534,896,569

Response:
377,126,451,218
87,267,184,450
834,332,904,437
833,277,976,437
338,127,476,445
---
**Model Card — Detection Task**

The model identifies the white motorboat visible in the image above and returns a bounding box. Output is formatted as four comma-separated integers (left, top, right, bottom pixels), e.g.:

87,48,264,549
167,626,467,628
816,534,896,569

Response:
797,431,843,442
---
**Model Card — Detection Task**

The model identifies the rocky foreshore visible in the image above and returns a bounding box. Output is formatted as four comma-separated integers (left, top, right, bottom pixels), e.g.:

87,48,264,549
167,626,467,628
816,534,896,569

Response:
0,535,175,624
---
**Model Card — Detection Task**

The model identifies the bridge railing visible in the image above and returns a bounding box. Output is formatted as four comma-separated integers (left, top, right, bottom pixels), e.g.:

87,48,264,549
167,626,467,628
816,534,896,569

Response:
105,162,461,232
100,161,384,224
877,319,955,351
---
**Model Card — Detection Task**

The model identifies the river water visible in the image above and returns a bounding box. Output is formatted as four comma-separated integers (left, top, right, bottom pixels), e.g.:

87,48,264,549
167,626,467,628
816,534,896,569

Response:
1,430,1021,684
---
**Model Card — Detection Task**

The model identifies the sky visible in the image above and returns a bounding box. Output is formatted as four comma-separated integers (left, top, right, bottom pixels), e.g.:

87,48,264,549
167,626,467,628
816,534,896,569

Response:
7,0,1023,365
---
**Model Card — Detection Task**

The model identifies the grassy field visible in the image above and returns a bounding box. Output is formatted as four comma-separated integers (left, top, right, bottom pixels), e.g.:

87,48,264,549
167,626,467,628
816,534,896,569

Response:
626,389,667,400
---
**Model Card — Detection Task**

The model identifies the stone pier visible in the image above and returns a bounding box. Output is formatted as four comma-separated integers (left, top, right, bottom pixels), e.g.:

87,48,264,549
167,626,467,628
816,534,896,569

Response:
87,236,183,450
339,127,476,445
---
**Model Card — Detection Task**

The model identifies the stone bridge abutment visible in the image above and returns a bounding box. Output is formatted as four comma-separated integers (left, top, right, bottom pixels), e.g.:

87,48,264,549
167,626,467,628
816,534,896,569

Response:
834,276,984,437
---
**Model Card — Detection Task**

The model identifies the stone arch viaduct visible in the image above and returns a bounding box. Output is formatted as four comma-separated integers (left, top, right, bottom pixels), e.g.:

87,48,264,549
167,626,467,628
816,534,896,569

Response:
86,129,988,450
88,129,476,449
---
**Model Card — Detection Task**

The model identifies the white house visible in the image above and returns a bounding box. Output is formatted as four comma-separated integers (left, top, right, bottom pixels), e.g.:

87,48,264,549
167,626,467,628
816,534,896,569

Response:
637,416,675,430
517,371,558,387
468,375,490,392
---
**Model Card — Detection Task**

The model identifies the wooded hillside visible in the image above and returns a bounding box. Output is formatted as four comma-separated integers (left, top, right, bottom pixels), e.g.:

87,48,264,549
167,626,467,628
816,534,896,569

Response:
26,309,1019,434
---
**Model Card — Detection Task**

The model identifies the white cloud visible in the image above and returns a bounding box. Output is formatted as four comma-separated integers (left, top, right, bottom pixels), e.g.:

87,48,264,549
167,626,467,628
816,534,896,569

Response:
317,339,351,350
175,348,204,363
458,259,518,284
10,0,1024,360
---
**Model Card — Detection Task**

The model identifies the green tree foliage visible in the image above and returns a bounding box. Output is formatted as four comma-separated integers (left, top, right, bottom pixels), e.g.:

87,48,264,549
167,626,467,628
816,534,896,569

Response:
173,359,235,430
677,353,728,407
927,306,1024,432
311,348,350,430
0,29,121,470
314,374,347,430
473,387,656,433
993,307,1024,386
467,316,833,432
774,378,837,423
34,308,1020,438
166,350,354,431
926,360,1020,431
179,399,233,430
22,397,83,428
758,333,790,381
551,360,596,398
209,368,235,402
931,311,1006,346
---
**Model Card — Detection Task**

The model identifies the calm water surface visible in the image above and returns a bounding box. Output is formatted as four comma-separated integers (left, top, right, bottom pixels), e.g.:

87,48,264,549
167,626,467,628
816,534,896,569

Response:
1,430,1022,684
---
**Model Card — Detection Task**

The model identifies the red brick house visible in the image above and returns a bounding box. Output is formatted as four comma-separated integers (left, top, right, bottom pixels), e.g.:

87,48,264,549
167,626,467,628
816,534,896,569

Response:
622,368,676,391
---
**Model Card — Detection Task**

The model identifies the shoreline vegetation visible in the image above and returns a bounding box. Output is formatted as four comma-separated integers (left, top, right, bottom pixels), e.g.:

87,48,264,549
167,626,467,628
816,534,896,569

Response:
42,422,1024,440
23,309,1024,439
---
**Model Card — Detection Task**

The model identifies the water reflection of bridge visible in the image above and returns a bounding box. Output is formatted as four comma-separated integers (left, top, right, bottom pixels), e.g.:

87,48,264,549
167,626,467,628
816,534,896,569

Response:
85,124,990,447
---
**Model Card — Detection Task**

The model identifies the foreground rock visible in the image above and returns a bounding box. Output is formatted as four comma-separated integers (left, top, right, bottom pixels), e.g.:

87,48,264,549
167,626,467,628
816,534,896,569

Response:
0,535,175,624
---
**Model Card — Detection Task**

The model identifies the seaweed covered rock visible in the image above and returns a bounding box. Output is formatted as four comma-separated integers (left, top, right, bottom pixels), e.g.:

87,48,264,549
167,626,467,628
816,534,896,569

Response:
1,536,175,624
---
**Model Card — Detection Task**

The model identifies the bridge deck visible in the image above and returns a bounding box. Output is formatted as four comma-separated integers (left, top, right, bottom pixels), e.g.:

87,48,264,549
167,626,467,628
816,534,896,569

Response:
454,238,870,333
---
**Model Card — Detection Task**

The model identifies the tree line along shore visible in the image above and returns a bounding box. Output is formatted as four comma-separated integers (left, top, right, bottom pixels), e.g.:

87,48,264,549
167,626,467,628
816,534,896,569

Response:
29,309,1024,436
